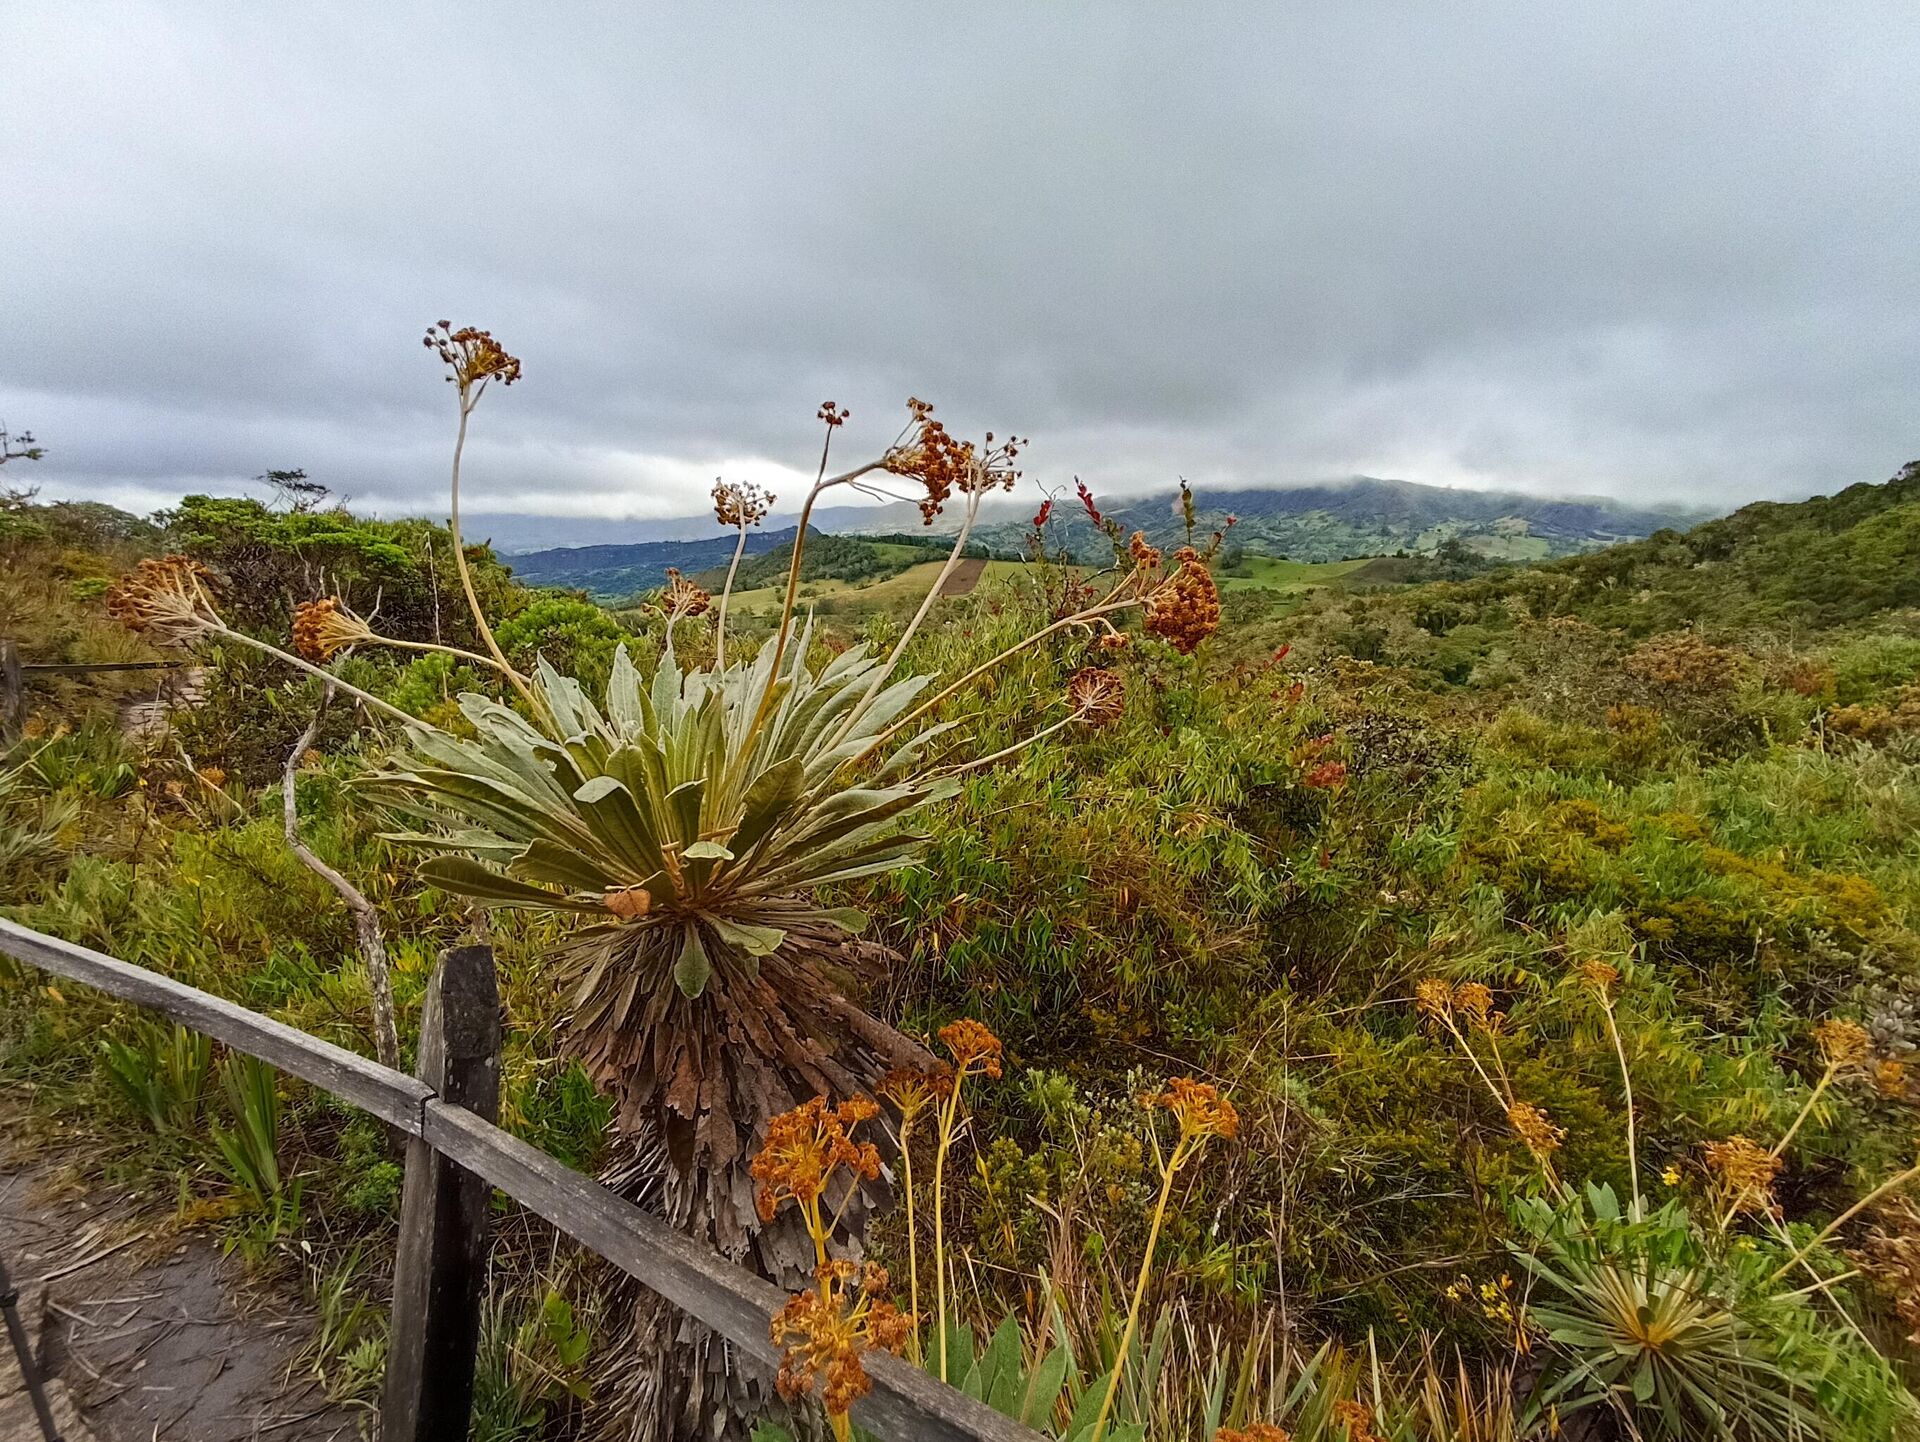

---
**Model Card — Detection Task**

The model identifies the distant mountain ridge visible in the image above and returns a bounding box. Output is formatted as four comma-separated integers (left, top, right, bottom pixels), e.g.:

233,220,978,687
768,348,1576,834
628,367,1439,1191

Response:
498,476,1717,596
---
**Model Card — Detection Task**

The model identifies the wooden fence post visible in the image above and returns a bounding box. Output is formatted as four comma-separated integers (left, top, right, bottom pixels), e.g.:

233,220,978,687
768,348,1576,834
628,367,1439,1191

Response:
382,945,500,1442
1,640,21,745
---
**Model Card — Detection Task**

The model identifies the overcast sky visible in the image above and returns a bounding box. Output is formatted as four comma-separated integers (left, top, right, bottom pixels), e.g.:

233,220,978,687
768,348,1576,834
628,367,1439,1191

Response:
4,4,1917,525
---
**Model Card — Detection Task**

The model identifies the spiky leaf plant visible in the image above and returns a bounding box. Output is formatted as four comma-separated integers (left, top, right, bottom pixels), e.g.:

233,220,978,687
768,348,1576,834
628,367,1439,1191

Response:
362,632,957,1255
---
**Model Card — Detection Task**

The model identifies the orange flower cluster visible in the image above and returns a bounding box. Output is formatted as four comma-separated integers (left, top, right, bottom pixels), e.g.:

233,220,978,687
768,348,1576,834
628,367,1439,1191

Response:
105,555,223,647
1574,957,1621,997
770,1260,912,1426
1127,530,1162,571
938,1018,1004,1080
712,478,775,528
1414,977,1456,1020
423,321,521,391
750,1096,883,1224
1454,982,1497,1029
1068,665,1126,728
1813,1018,1873,1069
1506,1101,1564,1157
883,399,1023,524
662,568,712,618
1155,1077,1239,1141
878,1066,950,1123
1144,547,1220,654
1704,1135,1781,1214
291,597,375,661
1331,1399,1381,1442
1214,1426,1290,1442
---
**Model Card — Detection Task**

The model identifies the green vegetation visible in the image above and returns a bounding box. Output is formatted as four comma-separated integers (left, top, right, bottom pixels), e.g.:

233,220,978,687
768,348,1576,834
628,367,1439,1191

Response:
4,376,1920,1442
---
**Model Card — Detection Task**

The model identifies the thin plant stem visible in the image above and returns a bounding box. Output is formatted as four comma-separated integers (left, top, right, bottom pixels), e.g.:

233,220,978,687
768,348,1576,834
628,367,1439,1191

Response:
1090,1135,1189,1442
213,626,423,729
1767,1160,1920,1285
446,395,539,713
367,632,526,682
715,521,749,663
931,1078,968,1381
1772,1063,1838,1159
935,708,1087,778
899,1116,923,1364
828,489,982,748
864,593,1145,761
1600,1000,1641,1215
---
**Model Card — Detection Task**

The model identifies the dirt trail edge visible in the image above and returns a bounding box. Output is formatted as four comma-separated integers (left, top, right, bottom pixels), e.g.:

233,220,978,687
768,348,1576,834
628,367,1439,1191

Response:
0,1143,364,1442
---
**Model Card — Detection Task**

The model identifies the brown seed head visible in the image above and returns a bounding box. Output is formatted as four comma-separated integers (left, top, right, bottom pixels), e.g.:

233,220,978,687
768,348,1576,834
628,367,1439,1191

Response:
662,568,711,619
1574,957,1621,997
713,478,775,528
1127,530,1162,571
1067,665,1126,728
1703,1134,1781,1214
291,597,376,661
104,555,223,648
423,321,521,391
1414,977,1455,1020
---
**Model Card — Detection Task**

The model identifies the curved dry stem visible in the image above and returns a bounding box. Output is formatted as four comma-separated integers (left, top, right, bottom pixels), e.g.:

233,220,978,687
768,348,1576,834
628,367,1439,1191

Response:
368,632,528,683
1767,1160,1920,1285
213,625,425,729
830,488,983,749
1600,1001,1642,1214
714,522,749,662
935,706,1087,778
864,592,1145,762
447,398,540,713
1090,1134,1189,1442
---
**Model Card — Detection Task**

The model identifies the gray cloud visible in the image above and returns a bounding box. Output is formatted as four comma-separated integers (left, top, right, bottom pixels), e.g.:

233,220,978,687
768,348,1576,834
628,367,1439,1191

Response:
4,2,1917,526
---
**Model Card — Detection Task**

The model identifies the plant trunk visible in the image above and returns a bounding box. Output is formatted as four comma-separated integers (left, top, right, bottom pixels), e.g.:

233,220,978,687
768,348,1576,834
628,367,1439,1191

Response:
573,922,933,1442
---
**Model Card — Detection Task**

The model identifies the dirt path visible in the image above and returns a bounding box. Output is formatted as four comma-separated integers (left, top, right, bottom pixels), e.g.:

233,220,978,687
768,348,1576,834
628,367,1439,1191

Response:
0,1143,364,1442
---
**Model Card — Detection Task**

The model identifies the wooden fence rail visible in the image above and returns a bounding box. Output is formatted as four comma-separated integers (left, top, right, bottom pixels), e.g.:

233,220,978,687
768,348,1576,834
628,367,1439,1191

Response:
0,917,1043,1442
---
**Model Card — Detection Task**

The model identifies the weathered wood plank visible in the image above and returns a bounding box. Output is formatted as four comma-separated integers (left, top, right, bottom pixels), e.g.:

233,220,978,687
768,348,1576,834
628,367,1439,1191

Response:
384,947,500,1442
420,1103,1044,1442
0,919,1045,1441
0,918,430,1132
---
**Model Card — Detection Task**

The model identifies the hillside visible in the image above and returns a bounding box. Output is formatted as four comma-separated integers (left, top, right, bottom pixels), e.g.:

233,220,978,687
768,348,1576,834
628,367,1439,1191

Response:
974,475,1711,563
506,527,796,600
1278,459,1920,686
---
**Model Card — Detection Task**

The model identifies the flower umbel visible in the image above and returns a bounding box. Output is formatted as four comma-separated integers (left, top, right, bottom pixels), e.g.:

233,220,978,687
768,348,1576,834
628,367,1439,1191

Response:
750,1096,883,1241
1067,665,1126,729
291,597,376,661
712,478,775,528
770,1260,912,1441
104,556,223,648
1704,1135,1781,1216
423,320,522,392
1144,545,1221,654
1154,1077,1240,1142
1813,1018,1873,1070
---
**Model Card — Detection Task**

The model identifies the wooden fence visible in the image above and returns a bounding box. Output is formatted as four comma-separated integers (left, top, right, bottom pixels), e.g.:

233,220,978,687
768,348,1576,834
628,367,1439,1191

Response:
0,917,1043,1442
0,639,187,742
